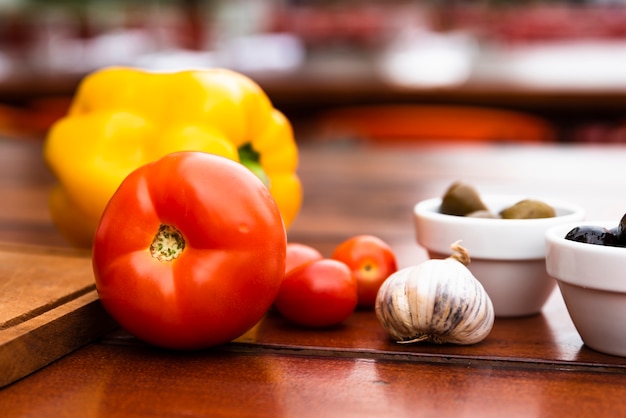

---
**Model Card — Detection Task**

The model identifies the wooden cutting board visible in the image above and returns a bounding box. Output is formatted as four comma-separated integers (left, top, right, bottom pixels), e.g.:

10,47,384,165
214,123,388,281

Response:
0,244,118,388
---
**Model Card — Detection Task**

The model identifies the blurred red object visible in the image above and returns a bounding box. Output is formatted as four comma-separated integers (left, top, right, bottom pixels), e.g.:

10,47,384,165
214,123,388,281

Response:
315,105,556,144
0,97,71,140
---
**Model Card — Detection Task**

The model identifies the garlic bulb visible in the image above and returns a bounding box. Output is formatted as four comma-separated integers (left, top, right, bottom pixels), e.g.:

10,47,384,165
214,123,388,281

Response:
375,242,494,345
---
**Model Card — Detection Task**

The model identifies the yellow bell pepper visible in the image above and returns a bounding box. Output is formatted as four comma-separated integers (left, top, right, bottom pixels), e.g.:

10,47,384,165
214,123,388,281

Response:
44,67,302,248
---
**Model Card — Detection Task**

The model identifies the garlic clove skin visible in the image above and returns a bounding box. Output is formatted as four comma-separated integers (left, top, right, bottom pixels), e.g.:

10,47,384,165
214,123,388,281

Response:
375,258,495,345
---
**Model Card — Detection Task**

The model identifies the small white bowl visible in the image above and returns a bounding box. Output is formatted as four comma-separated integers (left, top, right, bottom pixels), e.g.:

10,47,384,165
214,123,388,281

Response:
414,195,586,317
546,222,626,357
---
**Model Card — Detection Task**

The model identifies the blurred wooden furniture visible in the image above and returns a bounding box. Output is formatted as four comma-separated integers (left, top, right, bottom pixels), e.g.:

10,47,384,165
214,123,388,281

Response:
2,137,626,416
2,70,626,142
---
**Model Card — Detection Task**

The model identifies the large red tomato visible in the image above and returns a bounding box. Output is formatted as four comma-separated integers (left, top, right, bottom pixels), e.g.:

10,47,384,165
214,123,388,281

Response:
274,259,357,328
92,151,286,350
332,235,397,309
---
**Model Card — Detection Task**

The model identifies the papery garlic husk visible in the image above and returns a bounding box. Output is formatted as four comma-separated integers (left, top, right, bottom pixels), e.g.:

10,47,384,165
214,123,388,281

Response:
375,245,494,345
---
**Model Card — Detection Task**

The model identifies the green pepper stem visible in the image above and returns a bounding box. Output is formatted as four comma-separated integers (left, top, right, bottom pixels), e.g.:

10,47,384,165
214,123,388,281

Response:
238,143,270,188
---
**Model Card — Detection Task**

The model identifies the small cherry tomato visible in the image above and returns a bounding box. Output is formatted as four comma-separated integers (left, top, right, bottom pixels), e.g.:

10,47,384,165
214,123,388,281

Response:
332,235,398,309
274,259,358,328
285,242,323,274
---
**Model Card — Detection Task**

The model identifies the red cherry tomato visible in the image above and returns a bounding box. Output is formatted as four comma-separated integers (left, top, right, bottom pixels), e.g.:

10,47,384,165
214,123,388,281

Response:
285,242,323,274
332,235,398,309
92,151,286,350
274,259,358,328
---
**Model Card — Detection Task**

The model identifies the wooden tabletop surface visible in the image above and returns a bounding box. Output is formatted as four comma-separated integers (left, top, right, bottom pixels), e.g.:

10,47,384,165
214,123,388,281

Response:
2,136,626,417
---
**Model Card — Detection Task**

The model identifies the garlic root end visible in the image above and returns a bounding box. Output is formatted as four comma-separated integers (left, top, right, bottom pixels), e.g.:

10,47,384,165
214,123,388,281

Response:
397,335,430,344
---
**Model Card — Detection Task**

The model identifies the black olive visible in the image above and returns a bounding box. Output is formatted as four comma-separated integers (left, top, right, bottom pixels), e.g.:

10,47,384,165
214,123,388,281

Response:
565,225,622,247
616,213,626,244
607,226,625,247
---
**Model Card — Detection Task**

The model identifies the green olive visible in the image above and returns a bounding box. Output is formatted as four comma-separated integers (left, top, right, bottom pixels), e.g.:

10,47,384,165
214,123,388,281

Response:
440,182,488,216
499,199,556,219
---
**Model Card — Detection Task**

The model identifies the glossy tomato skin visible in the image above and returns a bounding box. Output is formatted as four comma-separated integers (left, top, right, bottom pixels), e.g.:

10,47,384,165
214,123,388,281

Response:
285,242,323,274
274,259,358,328
332,235,398,309
92,151,286,350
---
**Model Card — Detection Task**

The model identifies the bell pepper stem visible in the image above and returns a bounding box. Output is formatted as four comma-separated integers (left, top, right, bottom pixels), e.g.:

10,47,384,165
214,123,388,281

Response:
238,143,270,188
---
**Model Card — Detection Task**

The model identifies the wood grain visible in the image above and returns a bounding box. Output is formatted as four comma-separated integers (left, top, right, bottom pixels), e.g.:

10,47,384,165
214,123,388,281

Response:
3,343,626,418
3,137,626,416
0,245,118,388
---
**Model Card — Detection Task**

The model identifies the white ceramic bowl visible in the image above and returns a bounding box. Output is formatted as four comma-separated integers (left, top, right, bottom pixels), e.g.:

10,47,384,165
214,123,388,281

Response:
546,222,626,357
414,195,586,317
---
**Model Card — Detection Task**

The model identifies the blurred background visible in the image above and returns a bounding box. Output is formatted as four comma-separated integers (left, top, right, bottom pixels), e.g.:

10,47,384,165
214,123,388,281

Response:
2,0,626,143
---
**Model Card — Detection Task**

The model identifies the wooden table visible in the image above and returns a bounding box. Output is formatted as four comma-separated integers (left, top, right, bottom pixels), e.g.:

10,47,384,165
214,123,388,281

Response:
2,136,626,417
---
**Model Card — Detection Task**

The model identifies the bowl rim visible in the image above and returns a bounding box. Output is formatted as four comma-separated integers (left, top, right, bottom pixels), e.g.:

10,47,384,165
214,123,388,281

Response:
545,221,626,293
414,194,586,259
546,221,626,254
414,194,586,225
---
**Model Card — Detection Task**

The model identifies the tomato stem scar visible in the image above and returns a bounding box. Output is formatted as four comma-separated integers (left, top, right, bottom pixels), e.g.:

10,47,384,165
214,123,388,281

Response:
150,224,185,261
